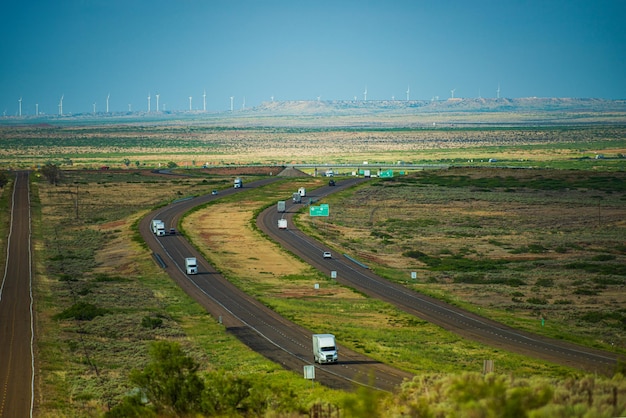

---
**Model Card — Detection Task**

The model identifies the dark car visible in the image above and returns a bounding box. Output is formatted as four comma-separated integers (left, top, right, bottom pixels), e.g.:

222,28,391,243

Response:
328,179,336,186
169,228,176,235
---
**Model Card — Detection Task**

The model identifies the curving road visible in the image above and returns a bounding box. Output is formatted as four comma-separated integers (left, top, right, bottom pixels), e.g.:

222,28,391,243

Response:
0,171,34,418
139,178,413,392
140,175,620,394
257,178,620,375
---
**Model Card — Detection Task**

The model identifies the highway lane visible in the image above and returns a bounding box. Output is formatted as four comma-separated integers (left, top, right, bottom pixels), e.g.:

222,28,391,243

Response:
139,178,413,392
258,178,620,375
0,171,34,418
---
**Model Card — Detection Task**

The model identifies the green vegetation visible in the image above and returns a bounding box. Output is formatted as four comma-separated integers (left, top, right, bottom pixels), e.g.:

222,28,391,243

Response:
54,302,110,321
20,119,626,416
300,168,626,356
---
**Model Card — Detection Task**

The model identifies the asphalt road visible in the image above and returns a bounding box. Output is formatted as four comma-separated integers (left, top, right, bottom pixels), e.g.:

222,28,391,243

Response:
139,178,413,392
258,178,620,375
0,171,34,418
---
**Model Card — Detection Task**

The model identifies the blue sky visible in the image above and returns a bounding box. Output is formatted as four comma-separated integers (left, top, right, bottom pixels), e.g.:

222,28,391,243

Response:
1,0,625,115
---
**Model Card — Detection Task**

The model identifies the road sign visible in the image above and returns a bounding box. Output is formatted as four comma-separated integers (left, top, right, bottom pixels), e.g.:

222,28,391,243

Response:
309,204,329,217
304,365,315,380
379,169,394,178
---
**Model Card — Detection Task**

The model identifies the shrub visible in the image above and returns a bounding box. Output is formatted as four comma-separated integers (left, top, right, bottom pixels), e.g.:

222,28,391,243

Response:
129,341,204,415
54,302,109,321
535,278,554,287
141,316,163,329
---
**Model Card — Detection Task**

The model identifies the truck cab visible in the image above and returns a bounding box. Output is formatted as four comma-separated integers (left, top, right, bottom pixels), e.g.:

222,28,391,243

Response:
312,334,338,364
151,219,166,236
185,257,198,275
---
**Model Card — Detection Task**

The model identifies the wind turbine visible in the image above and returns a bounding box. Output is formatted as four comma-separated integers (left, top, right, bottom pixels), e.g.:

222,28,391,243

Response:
242,96,245,110
18,97,22,117
406,85,410,101
93,102,96,114
363,87,368,101
230,96,234,111
147,93,151,112
450,88,456,99
496,83,501,99
203,90,206,112
35,103,39,116
188,96,192,111
58,94,64,116
106,93,110,113
155,93,160,112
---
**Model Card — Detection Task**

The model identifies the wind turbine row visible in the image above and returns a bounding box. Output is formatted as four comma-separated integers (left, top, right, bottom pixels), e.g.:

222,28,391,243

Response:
7,84,506,116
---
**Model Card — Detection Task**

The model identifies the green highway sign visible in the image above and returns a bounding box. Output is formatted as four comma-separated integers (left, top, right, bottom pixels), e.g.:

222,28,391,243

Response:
309,204,329,217
379,169,394,178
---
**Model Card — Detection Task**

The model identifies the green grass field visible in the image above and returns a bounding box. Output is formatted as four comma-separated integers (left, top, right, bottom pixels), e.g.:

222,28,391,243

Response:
3,118,625,416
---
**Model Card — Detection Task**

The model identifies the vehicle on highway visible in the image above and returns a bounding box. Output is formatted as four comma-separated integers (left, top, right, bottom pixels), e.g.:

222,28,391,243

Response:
323,251,332,259
278,218,287,229
313,334,338,364
328,179,336,186
169,228,176,235
151,219,166,236
234,177,242,188
185,257,198,275
212,190,218,195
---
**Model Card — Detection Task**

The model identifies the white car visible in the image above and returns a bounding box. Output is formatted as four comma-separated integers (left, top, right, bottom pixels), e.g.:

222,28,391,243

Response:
323,252,332,259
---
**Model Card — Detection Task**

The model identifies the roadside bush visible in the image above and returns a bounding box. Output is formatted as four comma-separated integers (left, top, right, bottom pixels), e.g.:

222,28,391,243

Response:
54,302,110,321
141,316,163,329
121,341,306,417
129,341,204,415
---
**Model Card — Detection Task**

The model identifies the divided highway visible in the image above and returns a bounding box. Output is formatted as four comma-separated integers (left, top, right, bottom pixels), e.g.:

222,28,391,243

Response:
140,176,619,393
139,178,413,392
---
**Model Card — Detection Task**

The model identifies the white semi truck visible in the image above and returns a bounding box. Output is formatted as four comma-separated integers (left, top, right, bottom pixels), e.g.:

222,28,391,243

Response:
185,257,198,275
312,334,338,364
151,219,166,236
277,200,286,213
234,177,243,188
278,218,287,229
298,187,306,197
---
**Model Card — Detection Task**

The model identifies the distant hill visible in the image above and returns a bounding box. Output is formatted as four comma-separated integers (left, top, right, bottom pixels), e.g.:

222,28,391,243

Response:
221,97,626,127
2,97,624,128
252,97,626,115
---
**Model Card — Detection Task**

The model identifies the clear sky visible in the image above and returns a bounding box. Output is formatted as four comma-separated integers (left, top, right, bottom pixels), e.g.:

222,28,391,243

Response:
1,0,625,115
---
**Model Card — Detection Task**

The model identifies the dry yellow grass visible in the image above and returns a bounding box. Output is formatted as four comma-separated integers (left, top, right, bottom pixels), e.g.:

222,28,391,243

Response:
184,201,360,300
